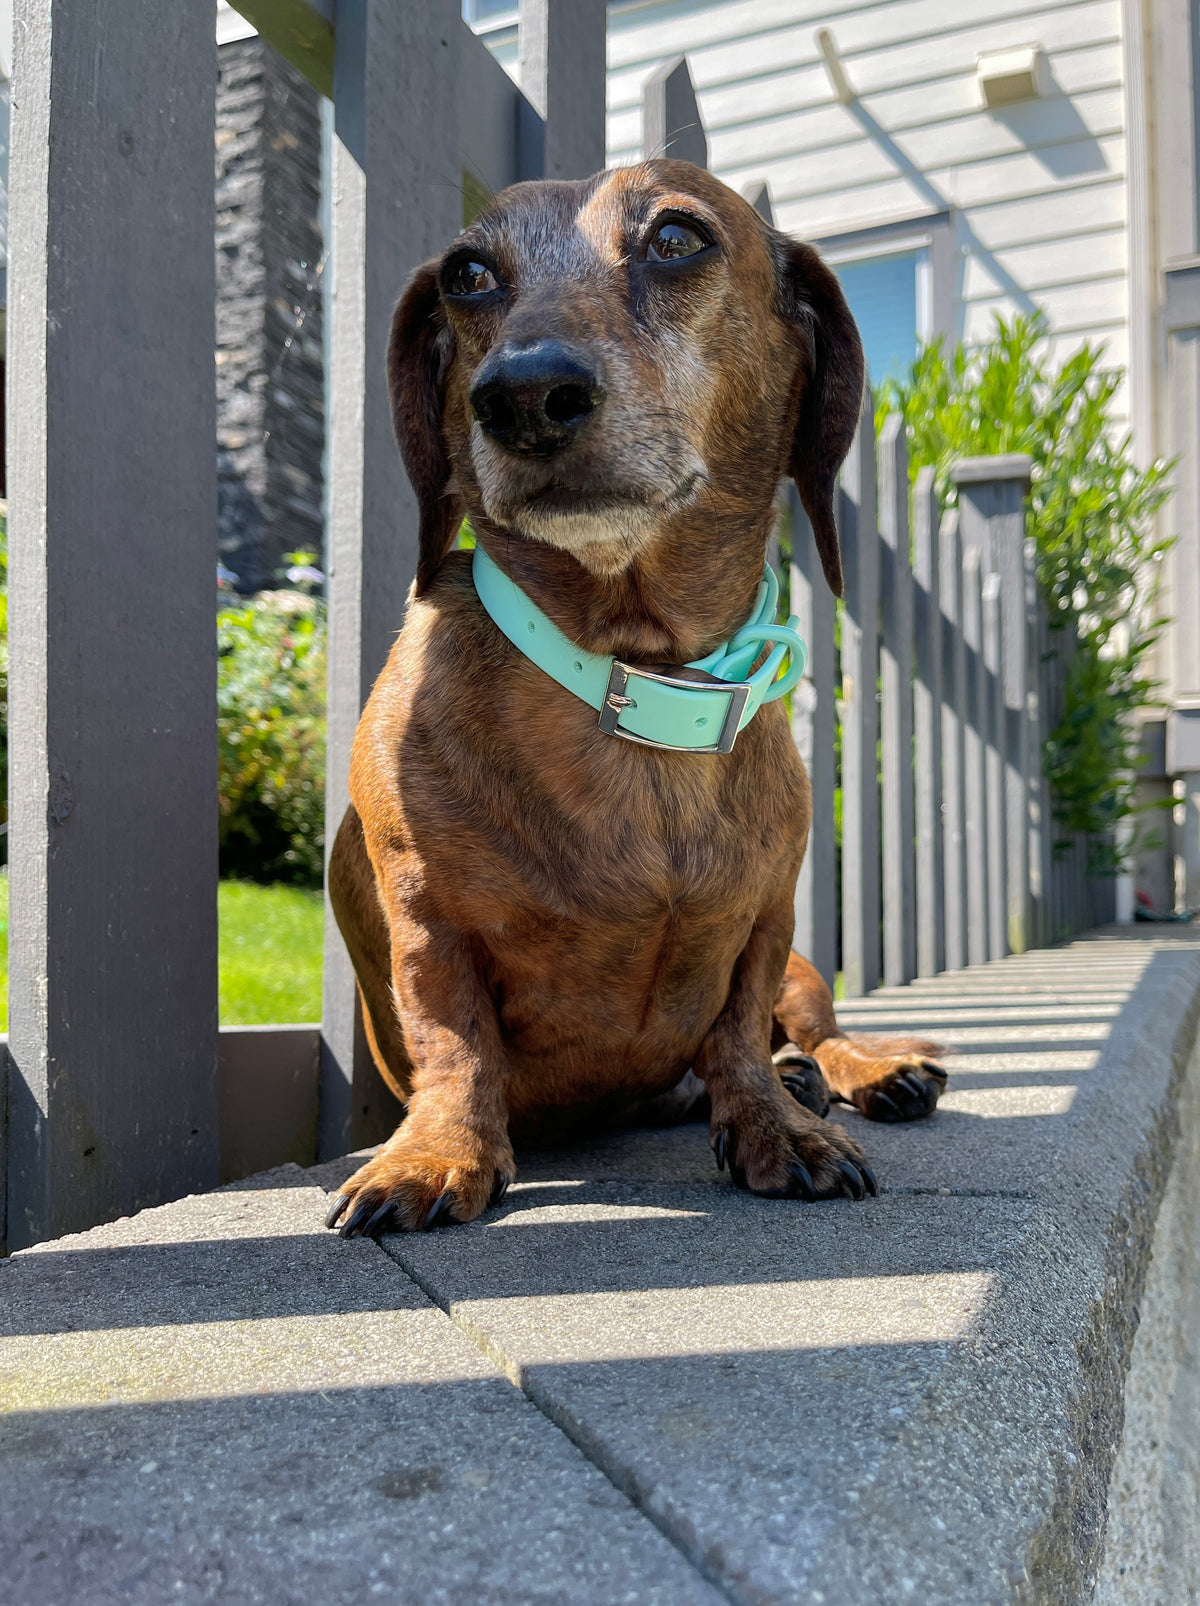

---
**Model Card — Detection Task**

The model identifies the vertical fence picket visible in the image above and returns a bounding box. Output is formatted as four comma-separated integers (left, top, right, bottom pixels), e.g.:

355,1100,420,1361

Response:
912,469,945,977
940,510,968,971
6,0,220,1249
839,392,881,998
519,0,606,179
1046,602,1071,942
1042,610,1060,944
791,492,838,988
879,416,916,987
962,547,989,966
320,0,464,1158
983,573,1008,960
954,458,1034,953
1028,533,1047,944
643,54,709,168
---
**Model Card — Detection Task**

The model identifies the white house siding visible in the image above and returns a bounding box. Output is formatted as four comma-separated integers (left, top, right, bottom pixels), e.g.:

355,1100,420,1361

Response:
598,0,1130,406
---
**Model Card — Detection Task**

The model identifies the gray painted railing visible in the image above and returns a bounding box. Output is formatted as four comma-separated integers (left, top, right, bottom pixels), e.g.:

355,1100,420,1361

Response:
1,4,1105,1252
790,433,1111,995
2,0,606,1252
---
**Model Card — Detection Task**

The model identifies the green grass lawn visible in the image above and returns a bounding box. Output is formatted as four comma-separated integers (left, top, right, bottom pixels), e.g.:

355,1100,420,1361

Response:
0,875,324,1029
217,879,324,1025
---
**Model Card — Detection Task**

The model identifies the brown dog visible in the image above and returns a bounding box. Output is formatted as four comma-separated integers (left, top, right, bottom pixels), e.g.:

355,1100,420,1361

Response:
325,160,946,1237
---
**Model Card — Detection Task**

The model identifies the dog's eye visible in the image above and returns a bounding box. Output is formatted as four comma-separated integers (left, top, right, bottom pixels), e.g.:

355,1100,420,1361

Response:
444,258,500,298
647,220,711,263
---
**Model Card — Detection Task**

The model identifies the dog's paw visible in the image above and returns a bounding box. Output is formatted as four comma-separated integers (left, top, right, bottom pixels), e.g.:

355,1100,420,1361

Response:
811,1036,948,1123
709,1083,877,1202
324,1139,514,1238
772,1043,831,1118
845,1053,948,1122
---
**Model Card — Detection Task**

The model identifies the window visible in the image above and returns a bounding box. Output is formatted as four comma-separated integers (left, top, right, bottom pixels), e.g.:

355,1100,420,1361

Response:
832,249,930,387
463,0,518,26
815,213,953,390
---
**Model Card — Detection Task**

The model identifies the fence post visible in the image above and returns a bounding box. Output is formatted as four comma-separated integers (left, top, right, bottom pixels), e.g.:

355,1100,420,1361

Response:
912,469,944,977
983,572,1008,960
953,456,1034,953
940,510,968,971
791,491,838,989
839,390,881,998
320,0,463,1159
878,416,916,986
643,55,708,168
519,0,607,179
6,0,219,1249
961,547,989,966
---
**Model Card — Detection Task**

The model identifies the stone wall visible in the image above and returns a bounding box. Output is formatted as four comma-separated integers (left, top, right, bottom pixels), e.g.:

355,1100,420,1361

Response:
215,38,323,595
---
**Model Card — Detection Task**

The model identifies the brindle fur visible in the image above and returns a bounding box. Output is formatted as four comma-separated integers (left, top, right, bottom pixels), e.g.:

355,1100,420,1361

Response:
326,161,947,1236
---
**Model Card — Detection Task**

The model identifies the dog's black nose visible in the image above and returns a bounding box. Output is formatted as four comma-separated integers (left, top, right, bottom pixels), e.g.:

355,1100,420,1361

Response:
470,341,605,456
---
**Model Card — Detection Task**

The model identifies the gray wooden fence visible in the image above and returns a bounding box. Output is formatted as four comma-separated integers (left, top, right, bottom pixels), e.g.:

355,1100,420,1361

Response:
790,430,1111,996
1,1,1107,1252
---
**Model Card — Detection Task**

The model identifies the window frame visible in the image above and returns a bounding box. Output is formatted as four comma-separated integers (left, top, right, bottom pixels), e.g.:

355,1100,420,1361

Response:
812,210,957,360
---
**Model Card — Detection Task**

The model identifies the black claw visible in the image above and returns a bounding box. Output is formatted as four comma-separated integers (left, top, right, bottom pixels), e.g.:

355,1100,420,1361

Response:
871,1090,903,1122
922,1060,948,1083
325,1193,350,1230
339,1198,377,1239
363,1199,397,1238
897,1072,924,1101
788,1160,816,1201
489,1173,512,1208
423,1190,455,1231
861,1164,880,1197
713,1131,727,1172
780,1067,831,1120
836,1160,866,1201
730,1160,748,1190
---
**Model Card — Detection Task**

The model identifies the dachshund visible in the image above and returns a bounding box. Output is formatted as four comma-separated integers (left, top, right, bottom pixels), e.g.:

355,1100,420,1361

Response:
324,160,946,1237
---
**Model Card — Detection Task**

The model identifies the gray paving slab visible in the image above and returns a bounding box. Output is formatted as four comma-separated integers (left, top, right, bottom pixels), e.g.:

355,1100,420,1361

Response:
308,934,1200,1606
380,1189,1039,1604
0,1181,724,1605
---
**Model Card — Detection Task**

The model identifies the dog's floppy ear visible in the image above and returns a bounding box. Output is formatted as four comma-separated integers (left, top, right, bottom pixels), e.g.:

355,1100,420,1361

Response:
387,257,458,596
774,237,865,599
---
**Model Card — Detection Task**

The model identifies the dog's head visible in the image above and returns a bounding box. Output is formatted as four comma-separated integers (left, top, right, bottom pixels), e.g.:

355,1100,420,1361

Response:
389,160,863,601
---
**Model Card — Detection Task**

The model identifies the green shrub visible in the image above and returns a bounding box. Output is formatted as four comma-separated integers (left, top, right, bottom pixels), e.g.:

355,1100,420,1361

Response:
217,579,326,885
877,314,1173,869
0,515,324,884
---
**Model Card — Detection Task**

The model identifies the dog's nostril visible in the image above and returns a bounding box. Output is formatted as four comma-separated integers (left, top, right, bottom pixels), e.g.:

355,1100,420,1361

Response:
543,383,597,425
473,389,518,436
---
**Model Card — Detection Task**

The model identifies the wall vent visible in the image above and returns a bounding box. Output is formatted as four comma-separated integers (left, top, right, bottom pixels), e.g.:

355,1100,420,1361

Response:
976,45,1047,107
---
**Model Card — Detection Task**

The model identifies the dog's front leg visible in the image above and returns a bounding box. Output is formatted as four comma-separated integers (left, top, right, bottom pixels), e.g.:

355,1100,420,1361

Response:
326,912,514,1237
695,898,877,1202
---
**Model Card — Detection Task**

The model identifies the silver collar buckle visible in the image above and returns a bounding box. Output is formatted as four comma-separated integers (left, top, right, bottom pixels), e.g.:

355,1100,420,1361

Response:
598,659,751,755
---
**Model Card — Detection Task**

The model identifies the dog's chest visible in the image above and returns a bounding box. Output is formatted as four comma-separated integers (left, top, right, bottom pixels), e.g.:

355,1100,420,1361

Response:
470,726,801,935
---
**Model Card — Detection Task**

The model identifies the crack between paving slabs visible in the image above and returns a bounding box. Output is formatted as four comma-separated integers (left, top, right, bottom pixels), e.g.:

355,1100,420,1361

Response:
364,1228,747,1606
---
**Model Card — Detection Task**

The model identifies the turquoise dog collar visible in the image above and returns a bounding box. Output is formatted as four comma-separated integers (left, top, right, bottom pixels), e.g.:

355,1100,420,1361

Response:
471,543,807,754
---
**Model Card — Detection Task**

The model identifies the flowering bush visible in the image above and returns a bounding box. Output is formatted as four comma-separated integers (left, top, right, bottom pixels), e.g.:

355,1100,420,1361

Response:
217,578,326,885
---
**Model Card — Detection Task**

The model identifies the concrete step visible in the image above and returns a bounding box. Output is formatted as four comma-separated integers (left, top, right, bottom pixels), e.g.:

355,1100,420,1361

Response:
3,930,1199,1604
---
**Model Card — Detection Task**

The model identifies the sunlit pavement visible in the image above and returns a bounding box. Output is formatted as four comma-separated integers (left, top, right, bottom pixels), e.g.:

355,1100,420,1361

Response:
4,931,1199,1605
